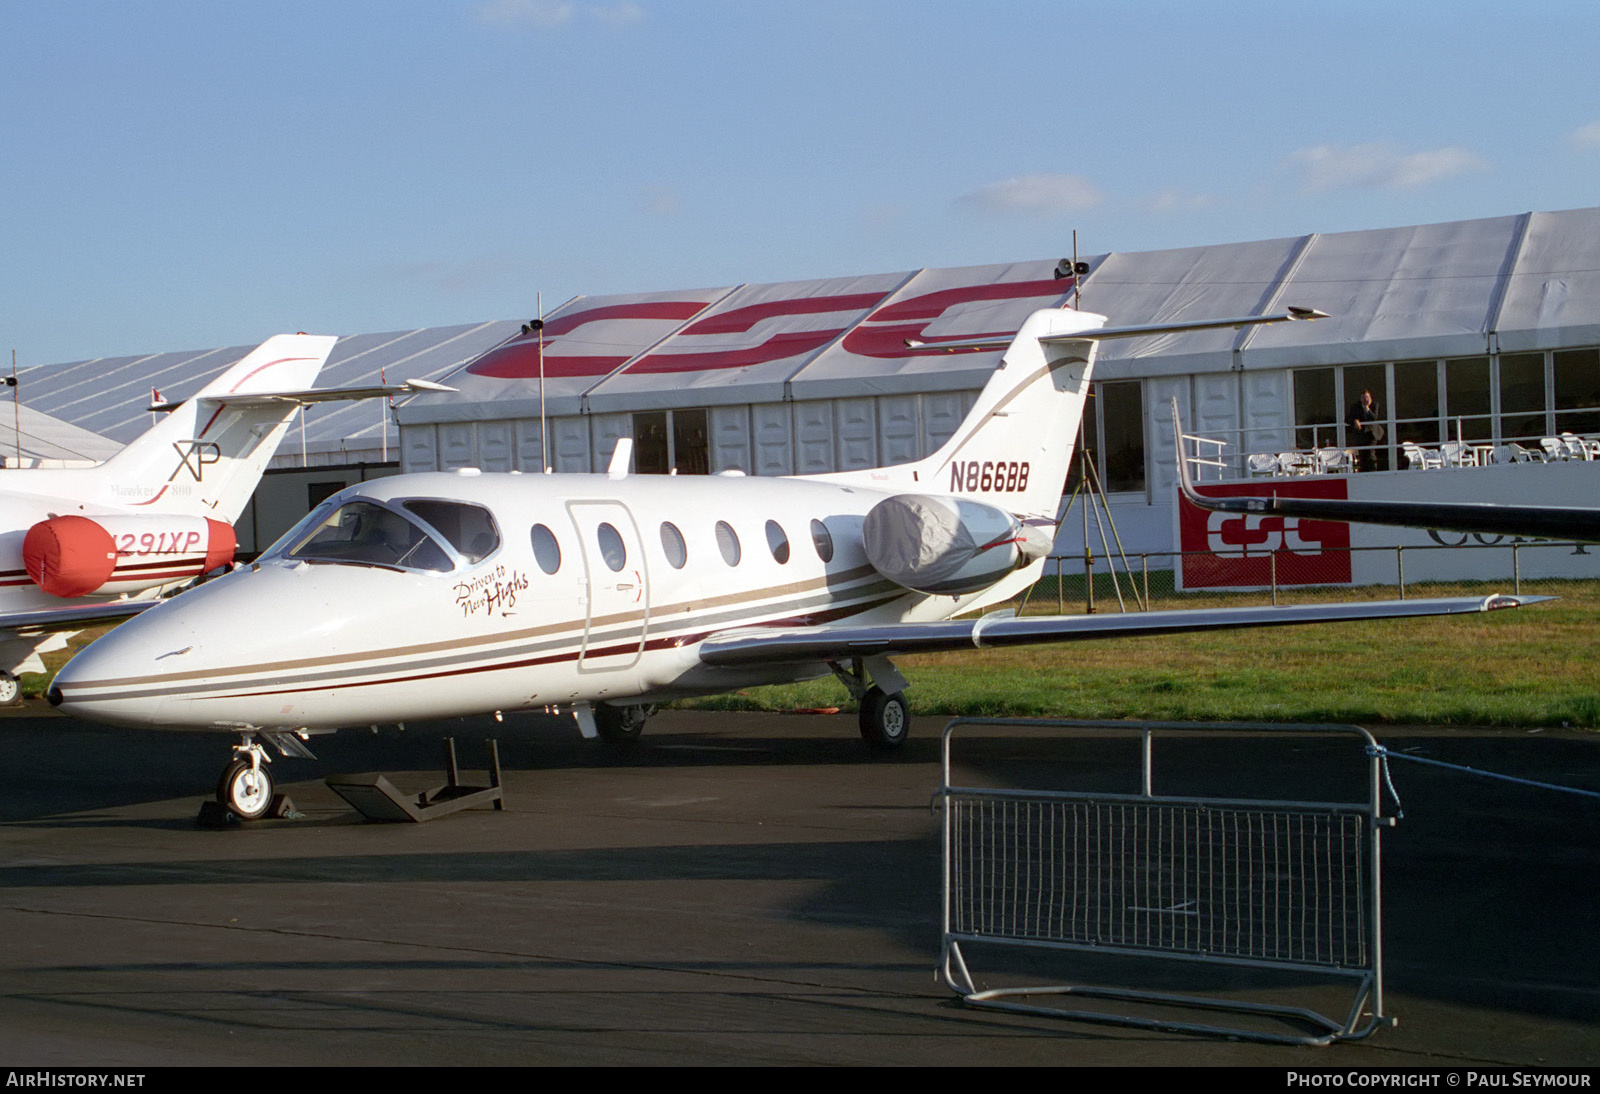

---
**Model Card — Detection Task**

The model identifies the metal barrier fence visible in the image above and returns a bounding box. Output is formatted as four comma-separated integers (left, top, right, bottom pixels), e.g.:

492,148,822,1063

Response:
1020,538,1597,614
938,718,1394,1045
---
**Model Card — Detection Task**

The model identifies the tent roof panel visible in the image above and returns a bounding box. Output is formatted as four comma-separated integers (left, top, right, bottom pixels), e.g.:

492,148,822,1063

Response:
1495,208,1600,350
25,206,1600,455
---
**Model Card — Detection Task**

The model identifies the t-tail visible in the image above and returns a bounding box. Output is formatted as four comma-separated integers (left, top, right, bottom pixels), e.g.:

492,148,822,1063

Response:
816,304,1328,523
95,333,338,521
810,305,1327,609
913,307,1105,521
808,308,1104,524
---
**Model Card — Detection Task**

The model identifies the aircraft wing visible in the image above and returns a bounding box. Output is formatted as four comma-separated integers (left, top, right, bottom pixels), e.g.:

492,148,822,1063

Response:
697,594,1543,666
1172,401,1600,542
147,378,456,412
0,599,154,637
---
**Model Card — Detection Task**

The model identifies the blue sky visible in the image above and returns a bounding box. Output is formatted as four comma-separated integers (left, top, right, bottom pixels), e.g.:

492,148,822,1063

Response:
4,0,1598,364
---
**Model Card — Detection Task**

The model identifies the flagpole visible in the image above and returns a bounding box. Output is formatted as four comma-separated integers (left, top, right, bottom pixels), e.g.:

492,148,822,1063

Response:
11,351,19,468
538,292,549,473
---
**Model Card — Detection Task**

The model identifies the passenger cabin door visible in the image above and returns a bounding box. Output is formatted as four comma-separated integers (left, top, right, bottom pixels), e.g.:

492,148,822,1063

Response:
565,500,649,671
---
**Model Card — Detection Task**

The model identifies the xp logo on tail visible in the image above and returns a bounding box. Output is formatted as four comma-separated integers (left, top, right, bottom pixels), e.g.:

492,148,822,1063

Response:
174,440,222,482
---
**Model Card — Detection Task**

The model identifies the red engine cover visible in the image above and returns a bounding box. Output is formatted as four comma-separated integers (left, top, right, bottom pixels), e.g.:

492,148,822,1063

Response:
204,518,237,575
23,516,118,598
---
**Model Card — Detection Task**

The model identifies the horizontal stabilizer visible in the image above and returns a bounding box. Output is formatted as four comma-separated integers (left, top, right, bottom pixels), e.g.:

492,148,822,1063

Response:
698,594,1546,667
148,378,456,413
906,307,1327,352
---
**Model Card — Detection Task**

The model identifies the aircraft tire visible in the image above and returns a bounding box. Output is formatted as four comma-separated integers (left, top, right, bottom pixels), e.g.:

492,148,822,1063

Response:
594,703,648,746
0,672,19,706
859,688,909,750
217,759,274,820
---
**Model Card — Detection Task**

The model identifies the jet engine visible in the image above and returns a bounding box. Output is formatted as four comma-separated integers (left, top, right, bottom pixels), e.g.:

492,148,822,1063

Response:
861,493,1051,595
22,514,236,598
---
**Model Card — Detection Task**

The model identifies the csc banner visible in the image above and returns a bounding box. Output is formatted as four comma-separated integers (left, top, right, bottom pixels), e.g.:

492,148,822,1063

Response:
1176,480,1352,589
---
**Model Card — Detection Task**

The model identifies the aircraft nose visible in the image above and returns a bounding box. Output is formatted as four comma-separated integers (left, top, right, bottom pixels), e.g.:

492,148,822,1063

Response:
48,598,209,728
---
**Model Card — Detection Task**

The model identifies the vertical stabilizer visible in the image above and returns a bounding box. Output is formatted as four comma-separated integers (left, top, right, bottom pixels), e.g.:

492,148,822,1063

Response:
917,308,1104,520
98,334,338,521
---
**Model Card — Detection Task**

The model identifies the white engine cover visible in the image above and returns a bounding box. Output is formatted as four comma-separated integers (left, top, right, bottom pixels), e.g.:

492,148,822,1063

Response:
862,493,1046,595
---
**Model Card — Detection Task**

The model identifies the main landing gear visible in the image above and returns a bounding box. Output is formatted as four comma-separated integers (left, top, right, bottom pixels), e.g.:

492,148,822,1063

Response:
594,703,655,746
858,687,909,749
832,656,911,750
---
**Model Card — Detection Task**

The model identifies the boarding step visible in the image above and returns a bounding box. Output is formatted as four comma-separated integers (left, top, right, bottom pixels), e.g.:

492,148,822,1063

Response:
326,737,504,822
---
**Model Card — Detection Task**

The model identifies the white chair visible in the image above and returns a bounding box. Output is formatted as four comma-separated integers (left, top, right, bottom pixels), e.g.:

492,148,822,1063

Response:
1277,451,1314,476
1439,441,1476,467
1316,448,1351,474
1402,442,1442,470
1246,452,1280,477
1560,433,1592,460
1540,437,1568,461
1492,443,1535,464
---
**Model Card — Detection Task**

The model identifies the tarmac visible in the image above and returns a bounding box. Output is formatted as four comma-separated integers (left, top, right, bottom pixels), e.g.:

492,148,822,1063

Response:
0,704,1596,1067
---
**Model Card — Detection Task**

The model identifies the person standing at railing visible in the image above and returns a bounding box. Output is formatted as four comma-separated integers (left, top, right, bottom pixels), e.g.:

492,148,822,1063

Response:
1347,390,1383,472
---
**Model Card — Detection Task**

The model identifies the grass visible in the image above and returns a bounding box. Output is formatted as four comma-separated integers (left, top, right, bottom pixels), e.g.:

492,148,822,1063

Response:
28,582,1598,729
20,626,113,699
677,578,1600,728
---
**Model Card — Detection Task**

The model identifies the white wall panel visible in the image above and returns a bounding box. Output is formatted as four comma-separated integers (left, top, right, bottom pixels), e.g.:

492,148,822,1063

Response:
834,398,877,470
1145,376,1190,495
514,418,548,471
1241,369,1294,458
711,405,752,473
553,416,591,472
589,413,630,471
1193,372,1240,480
792,400,834,474
438,423,476,470
920,391,969,455
752,403,793,476
400,425,438,473
476,420,514,472
877,395,919,465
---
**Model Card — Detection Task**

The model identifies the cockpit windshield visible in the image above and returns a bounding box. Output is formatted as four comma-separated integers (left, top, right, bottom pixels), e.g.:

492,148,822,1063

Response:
281,500,454,572
267,497,502,573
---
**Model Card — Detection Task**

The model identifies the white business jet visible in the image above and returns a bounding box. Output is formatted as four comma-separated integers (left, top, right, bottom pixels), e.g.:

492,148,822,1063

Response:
50,307,1540,819
0,333,452,703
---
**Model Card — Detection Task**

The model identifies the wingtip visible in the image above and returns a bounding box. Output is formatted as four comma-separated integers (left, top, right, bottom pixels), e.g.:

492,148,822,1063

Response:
1483,593,1558,611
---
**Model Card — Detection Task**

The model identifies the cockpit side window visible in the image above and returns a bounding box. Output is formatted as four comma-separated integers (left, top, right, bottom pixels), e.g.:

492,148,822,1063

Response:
402,500,501,563
262,498,341,560
285,500,453,572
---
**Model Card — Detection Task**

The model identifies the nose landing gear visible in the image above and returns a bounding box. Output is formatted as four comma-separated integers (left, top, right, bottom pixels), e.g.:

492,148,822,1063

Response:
215,737,276,820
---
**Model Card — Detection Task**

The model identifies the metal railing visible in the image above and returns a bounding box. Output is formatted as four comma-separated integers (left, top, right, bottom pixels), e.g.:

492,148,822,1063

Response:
1189,408,1600,482
938,718,1393,1045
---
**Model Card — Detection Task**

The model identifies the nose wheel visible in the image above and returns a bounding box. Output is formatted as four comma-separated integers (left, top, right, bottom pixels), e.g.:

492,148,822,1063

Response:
217,739,275,820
